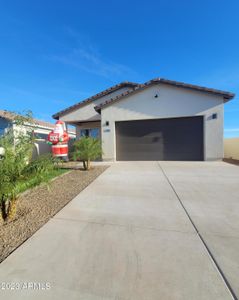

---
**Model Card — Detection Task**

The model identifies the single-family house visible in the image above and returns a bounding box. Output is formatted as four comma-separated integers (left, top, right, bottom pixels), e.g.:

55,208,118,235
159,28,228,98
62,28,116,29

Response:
0,110,76,157
52,78,234,161
0,110,76,139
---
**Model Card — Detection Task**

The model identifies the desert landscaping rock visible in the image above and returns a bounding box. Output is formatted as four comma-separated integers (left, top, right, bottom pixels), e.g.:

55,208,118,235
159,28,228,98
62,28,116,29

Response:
0,166,107,263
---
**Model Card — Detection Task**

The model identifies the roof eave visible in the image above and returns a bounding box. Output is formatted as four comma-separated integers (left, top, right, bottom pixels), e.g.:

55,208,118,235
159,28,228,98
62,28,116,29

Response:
94,106,101,114
93,79,235,111
152,78,235,101
223,94,235,102
54,78,235,117
52,81,139,119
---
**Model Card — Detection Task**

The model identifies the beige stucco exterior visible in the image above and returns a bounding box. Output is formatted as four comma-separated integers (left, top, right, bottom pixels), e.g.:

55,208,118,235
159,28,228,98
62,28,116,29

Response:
54,82,230,162
101,83,225,161
59,86,135,140
60,87,134,124
224,138,239,160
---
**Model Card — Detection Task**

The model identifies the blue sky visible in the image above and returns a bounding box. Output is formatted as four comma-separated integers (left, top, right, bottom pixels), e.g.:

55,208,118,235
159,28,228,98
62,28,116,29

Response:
0,0,238,137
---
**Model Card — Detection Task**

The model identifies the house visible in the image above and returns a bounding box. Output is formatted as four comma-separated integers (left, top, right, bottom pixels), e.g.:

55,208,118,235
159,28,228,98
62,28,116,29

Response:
52,78,234,161
0,110,76,157
0,110,76,139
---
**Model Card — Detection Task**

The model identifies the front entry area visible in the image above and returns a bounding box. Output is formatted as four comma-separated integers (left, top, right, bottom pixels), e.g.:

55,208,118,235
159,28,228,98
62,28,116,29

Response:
115,116,204,161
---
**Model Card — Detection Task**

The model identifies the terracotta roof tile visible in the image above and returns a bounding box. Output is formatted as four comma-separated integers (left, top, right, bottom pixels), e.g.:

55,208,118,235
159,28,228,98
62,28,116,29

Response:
94,78,235,112
52,81,139,119
0,110,55,129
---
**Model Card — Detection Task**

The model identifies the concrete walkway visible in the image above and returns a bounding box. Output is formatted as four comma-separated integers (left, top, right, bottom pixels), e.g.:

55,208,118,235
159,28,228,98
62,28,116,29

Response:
0,161,238,300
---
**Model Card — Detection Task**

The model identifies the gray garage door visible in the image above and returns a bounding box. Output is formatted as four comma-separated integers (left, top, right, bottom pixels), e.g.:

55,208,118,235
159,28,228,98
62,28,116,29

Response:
115,116,204,161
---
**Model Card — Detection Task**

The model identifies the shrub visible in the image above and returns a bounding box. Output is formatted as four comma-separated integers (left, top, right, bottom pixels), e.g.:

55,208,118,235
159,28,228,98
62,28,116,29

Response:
14,154,62,195
72,137,102,170
0,111,65,222
0,114,35,221
24,154,59,176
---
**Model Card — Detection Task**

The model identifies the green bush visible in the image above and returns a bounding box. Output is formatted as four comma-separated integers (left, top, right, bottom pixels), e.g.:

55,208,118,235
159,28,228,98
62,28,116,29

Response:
22,154,61,188
0,114,35,221
0,112,62,222
72,137,102,170
24,154,59,176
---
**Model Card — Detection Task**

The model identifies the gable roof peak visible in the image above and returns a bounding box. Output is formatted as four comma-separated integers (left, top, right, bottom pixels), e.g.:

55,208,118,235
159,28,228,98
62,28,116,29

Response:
94,77,235,112
52,81,139,119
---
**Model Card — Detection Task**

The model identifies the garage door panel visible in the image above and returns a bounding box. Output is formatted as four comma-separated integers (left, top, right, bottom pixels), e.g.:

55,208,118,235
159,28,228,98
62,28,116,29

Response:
115,117,204,161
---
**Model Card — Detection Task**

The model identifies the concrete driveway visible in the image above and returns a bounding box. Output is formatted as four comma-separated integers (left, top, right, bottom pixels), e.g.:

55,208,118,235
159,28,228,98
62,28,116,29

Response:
0,161,238,300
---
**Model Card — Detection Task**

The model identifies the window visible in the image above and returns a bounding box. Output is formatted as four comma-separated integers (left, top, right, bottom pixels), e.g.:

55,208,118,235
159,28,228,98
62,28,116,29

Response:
90,128,100,138
80,129,90,137
80,128,100,138
34,132,49,140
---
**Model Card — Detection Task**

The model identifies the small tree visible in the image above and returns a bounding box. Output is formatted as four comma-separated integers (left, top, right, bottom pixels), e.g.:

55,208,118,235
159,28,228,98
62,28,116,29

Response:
0,111,35,221
72,137,102,170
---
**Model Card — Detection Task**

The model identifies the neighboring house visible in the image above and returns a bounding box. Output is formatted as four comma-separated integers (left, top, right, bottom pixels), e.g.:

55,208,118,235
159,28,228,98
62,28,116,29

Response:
0,110,76,139
0,110,76,157
52,78,235,161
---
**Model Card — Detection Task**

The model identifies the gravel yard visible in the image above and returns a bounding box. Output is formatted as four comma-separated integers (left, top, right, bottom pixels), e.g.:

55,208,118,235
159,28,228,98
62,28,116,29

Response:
0,166,108,263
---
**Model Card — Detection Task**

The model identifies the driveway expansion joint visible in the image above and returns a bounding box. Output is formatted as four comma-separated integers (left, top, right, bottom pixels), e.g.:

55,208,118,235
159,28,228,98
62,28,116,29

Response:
157,161,237,300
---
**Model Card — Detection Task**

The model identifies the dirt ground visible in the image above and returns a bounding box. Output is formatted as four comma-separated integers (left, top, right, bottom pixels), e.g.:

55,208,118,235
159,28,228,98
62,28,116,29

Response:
223,158,239,166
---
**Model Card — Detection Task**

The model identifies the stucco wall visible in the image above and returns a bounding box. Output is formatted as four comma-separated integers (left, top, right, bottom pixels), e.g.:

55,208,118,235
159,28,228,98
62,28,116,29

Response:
32,141,52,160
60,87,133,123
12,123,53,139
0,122,52,159
101,83,225,161
224,138,239,160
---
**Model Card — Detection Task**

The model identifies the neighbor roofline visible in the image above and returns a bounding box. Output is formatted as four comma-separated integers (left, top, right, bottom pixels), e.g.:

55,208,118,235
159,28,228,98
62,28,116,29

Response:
0,110,55,129
94,78,235,113
52,81,139,119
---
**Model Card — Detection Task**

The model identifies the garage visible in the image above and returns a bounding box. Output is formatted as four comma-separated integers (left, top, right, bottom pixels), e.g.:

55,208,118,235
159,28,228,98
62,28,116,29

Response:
115,116,204,161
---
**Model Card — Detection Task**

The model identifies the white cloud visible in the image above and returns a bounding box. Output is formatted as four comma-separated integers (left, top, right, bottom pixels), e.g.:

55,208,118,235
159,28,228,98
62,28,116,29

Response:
50,48,135,80
48,28,136,80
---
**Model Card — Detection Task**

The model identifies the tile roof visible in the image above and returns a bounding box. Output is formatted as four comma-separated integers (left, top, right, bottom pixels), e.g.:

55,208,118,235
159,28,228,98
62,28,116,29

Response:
0,110,76,134
94,78,235,112
52,81,139,119
0,110,55,129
